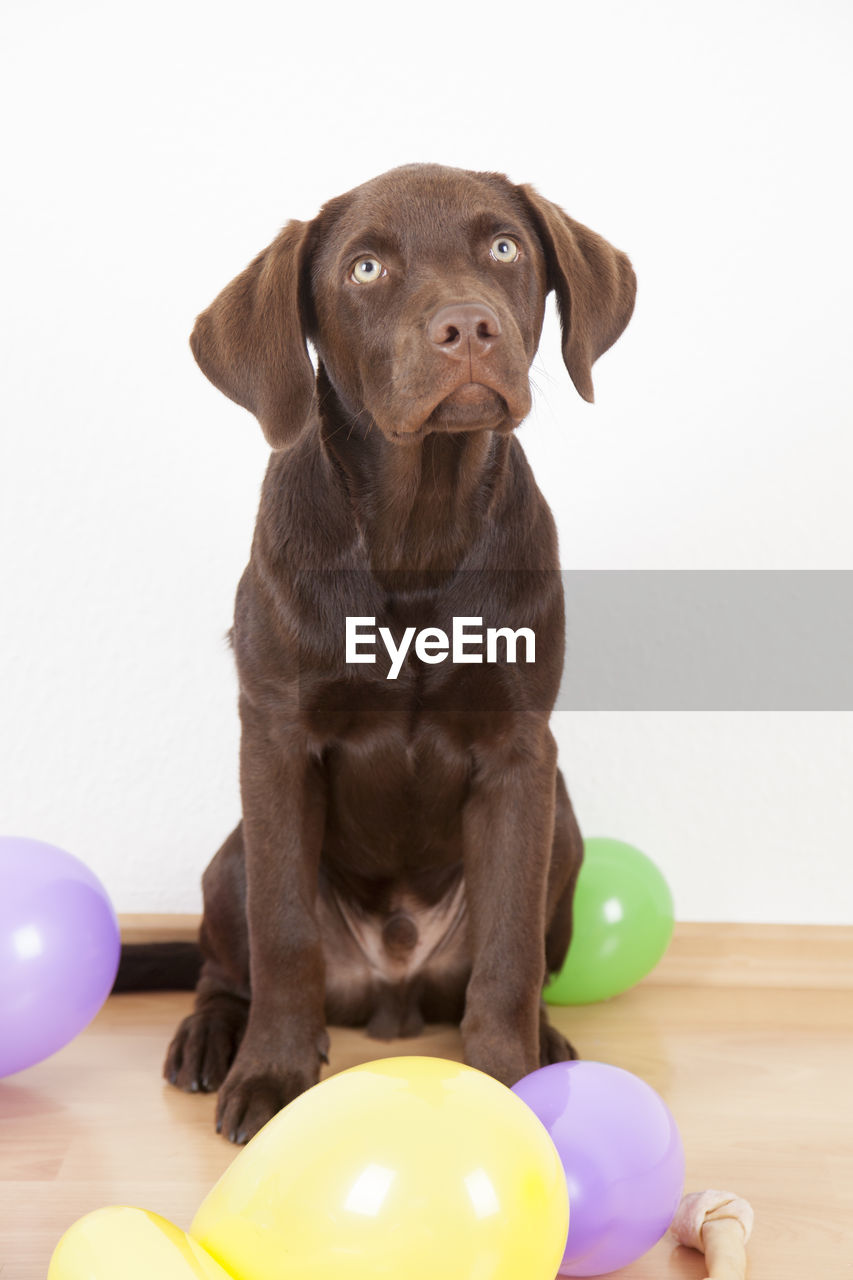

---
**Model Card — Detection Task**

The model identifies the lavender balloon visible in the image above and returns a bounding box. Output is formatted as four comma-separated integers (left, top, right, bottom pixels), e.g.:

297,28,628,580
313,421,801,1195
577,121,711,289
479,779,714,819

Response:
0,836,120,1078
513,1061,685,1276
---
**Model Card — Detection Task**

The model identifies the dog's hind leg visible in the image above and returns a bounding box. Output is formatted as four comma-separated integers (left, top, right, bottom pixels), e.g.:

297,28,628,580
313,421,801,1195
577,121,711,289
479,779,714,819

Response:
164,822,251,1094
540,768,584,1065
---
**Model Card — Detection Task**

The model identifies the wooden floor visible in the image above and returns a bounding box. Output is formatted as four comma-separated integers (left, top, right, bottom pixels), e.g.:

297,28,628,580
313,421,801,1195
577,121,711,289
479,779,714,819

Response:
2,942,852,1277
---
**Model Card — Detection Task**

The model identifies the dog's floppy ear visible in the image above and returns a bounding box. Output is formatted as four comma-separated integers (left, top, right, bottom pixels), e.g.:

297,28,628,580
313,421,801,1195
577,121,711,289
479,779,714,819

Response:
190,220,316,450
518,186,637,402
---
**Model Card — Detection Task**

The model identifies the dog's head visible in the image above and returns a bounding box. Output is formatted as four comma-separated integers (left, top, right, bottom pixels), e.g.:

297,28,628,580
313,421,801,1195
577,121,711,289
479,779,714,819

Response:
190,163,637,449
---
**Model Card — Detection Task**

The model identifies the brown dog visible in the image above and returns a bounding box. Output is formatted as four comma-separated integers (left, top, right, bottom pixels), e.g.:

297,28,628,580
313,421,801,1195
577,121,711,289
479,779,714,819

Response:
163,163,636,1143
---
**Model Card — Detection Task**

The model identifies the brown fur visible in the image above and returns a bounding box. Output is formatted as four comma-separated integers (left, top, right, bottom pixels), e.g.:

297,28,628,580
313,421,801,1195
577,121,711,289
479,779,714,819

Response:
163,163,636,1143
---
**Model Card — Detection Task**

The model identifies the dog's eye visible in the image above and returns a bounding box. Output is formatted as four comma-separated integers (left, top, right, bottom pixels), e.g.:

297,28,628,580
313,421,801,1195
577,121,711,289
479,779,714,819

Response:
490,236,519,263
350,256,385,284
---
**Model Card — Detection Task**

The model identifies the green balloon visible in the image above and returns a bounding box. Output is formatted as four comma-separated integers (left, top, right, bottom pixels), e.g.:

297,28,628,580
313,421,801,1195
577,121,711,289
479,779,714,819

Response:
544,837,674,1005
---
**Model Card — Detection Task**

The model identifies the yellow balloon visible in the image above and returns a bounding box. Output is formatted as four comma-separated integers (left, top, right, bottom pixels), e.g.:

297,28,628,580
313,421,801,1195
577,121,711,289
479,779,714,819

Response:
192,1056,568,1280
48,1206,233,1280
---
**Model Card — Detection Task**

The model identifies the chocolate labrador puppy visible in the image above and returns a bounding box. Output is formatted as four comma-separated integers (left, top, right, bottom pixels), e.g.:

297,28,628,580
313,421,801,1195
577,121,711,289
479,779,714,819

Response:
163,163,635,1143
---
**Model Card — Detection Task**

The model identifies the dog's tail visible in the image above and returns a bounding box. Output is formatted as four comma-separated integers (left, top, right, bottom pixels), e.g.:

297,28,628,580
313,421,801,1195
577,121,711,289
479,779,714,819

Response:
112,942,202,992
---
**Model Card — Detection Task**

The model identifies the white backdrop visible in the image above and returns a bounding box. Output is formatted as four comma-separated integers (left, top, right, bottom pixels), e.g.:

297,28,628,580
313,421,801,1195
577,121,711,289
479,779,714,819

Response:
2,0,851,921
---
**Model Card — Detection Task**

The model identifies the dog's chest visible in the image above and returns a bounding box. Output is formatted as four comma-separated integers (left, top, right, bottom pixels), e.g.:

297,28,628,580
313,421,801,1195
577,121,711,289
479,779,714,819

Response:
322,715,470,879
318,721,471,989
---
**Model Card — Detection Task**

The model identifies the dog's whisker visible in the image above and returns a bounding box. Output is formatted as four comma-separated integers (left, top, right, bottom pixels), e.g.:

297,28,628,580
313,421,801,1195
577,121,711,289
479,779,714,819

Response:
531,358,560,388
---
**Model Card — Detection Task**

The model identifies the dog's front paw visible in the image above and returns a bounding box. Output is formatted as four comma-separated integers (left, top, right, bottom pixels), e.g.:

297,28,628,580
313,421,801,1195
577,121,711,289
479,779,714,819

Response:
215,1070,294,1145
216,1030,330,1144
164,997,248,1094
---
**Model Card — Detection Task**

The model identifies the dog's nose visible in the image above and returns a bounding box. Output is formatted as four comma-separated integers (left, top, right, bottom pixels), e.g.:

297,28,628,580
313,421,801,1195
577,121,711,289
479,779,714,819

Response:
427,302,502,357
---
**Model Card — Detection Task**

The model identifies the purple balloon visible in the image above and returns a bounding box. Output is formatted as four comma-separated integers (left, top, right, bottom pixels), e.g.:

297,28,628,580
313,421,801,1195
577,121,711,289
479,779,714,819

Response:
512,1061,685,1276
0,836,120,1078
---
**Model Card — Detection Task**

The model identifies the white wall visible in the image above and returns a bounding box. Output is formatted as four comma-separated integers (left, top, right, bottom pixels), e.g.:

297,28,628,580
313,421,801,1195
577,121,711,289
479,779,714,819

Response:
2,0,851,922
